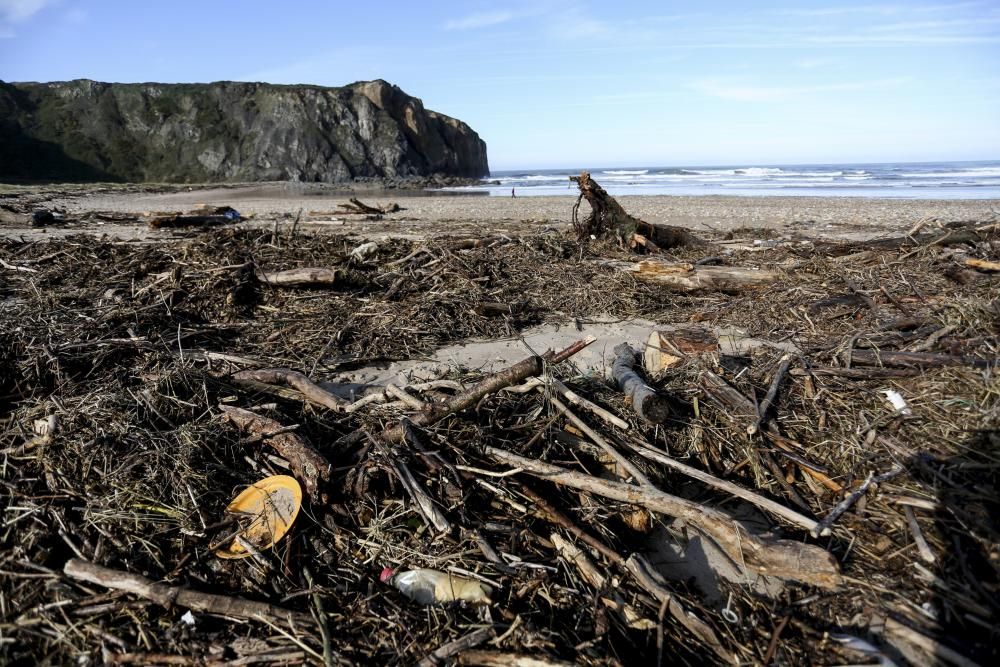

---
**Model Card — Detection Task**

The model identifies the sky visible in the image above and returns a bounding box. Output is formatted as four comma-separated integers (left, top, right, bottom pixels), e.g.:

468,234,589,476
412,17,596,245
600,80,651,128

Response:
1,0,998,170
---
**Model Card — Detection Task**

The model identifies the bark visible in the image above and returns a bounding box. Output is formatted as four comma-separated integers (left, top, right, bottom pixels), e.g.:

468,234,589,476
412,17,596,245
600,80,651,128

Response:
643,326,718,373
218,405,330,502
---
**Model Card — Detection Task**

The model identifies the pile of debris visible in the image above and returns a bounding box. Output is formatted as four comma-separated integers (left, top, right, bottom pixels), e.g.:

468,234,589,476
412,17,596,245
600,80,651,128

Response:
0,177,997,665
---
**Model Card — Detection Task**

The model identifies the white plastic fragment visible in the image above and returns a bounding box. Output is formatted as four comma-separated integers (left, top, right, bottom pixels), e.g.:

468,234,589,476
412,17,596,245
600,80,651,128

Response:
881,389,912,415
350,241,379,260
180,610,196,626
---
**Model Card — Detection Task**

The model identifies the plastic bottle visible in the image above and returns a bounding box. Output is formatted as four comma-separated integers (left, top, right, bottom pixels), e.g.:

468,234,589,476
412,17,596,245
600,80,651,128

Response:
380,567,492,605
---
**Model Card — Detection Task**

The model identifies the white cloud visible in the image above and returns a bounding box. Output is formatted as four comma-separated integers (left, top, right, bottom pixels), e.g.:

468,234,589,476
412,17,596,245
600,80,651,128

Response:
0,0,56,23
691,76,912,102
444,11,513,31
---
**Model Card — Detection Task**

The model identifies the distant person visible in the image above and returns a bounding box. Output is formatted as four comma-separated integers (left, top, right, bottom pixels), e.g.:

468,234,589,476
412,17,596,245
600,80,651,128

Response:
511,188,516,198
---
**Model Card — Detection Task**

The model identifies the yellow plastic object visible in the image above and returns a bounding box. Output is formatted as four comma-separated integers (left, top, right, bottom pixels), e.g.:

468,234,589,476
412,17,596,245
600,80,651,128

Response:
214,475,302,560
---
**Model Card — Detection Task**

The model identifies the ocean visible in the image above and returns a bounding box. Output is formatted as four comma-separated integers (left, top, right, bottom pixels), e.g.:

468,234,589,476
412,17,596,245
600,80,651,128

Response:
443,160,1000,199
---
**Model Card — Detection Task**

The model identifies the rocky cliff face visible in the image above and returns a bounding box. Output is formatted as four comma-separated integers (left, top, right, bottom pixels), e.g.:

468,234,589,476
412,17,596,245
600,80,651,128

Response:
0,79,489,183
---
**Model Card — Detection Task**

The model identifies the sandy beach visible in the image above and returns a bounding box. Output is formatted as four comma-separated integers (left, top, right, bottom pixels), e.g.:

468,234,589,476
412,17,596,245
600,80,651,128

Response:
4,184,997,241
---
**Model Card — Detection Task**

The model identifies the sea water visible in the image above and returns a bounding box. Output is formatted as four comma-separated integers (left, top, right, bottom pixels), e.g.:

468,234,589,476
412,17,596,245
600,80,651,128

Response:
444,160,1000,199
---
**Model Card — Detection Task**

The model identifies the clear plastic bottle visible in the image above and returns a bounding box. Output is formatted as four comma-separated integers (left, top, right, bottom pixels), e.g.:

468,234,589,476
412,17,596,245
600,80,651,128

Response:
380,567,492,605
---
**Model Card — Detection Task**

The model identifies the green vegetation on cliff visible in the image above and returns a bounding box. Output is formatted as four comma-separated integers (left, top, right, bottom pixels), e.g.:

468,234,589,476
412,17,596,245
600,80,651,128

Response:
0,79,489,183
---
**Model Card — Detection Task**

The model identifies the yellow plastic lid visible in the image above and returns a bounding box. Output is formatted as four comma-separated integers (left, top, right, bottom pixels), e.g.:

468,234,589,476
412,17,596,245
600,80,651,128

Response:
214,475,302,560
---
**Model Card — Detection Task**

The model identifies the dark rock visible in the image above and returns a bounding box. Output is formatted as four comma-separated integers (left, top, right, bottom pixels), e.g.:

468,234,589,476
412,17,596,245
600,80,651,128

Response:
0,79,489,183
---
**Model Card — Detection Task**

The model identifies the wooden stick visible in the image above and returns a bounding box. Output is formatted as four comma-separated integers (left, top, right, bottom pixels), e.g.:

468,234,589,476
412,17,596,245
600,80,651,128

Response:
485,448,842,588
417,627,496,667
393,459,451,534
789,367,920,379
624,554,734,664
232,368,346,411
218,405,330,502
550,533,652,630
547,394,650,486
810,471,875,538
63,559,310,625
510,377,629,430
748,354,792,435
626,440,822,533
903,506,936,564
848,349,996,369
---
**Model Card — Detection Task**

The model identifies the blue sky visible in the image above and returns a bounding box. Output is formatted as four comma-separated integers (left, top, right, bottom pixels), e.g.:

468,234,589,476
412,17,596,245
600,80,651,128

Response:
1,0,998,170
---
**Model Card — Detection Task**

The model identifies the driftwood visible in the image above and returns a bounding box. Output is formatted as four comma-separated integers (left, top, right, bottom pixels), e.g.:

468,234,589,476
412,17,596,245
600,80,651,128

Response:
63,558,310,626
486,447,842,589
570,171,702,248
338,198,400,215
625,439,822,534
626,260,781,292
231,368,346,411
382,338,595,443
816,222,994,256
966,257,1000,272
848,349,996,369
217,405,330,501
612,343,676,424
643,326,718,373
255,267,340,288
148,215,236,229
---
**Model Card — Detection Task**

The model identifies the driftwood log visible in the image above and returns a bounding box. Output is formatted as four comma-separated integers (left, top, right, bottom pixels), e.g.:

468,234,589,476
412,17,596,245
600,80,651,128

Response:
218,405,331,501
626,260,781,292
486,447,842,589
255,267,340,288
612,343,676,424
570,172,703,249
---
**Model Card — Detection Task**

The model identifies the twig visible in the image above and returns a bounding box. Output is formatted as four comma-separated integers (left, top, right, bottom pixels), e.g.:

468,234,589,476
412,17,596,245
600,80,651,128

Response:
626,439,822,533
748,354,792,436
232,368,346,411
417,627,496,667
63,559,310,626
903,506,936,564
811,471,875,538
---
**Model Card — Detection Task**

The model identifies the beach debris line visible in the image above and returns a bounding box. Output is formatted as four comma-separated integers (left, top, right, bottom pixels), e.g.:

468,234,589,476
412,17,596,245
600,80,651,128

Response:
2,216,998,665
570,171,703,249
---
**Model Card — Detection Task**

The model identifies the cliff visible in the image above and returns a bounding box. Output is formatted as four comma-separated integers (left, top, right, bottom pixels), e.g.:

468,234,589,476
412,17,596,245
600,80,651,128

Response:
0,79,489,183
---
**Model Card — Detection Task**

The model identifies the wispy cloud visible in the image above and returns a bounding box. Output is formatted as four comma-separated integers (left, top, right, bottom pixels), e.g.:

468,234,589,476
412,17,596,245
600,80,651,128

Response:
795,58,839,69
691,76,912,102
776,2,985,17
444,10,514,31
0,0,56,23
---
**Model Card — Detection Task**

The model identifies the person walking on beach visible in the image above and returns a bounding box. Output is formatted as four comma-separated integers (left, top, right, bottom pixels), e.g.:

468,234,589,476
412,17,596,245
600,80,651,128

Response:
511,188,516,198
